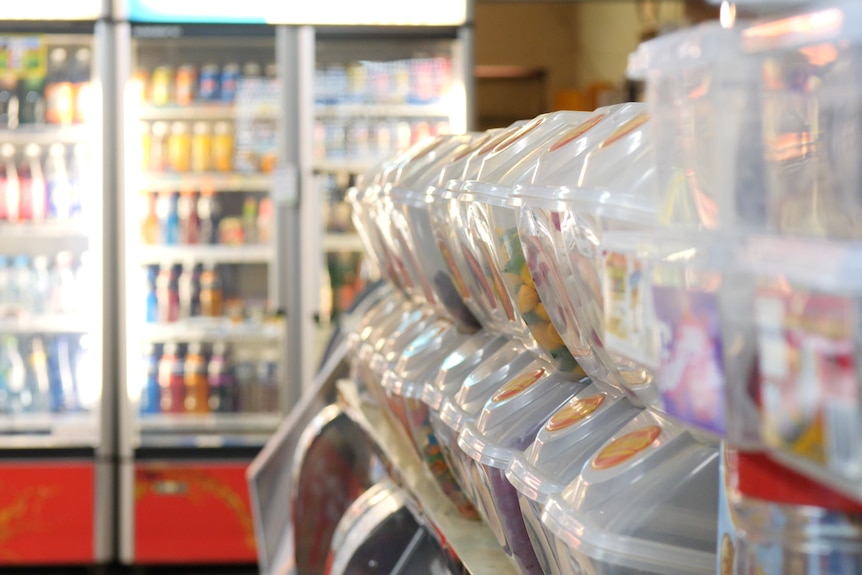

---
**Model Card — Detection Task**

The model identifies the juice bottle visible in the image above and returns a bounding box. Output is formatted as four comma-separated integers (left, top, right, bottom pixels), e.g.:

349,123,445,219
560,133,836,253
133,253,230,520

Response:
71,48,94,124
156,191,179,245
168,122,191,172
151,65,173,106
199,263,223,317
144,265,158,323
207,342,236,412
141,192,159,244
197,189,221,244
140,343,161,414
140,122,151,172
177,190,200,244
212,121,233,172
45,48,73,125
191,121,212,173
177,263,200,319
155,265,179,323
25,336,50,413
0,144,19,222
183,343,209,413
16,145,36,221
0,73,19,128
257,197,272,244
242,197,257,244
174,64,196,105
131,67,150,104
157,343,184,413
149,121,168,173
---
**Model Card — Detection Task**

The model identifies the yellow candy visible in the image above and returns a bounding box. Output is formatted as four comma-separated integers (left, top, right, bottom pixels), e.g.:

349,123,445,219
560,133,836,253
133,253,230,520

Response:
520,264,535,287
504,272,522,287
531,321,556,350
545,322,565,347
518,284,538,314
536,302,550,322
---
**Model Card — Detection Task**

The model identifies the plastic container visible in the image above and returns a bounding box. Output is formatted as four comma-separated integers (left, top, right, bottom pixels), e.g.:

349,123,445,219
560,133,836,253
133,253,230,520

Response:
388,133,484,332
380,320,479,520
542,410,719,575
434,341,537,506
506,383,641,575
722,234,862,499
458,366,589,575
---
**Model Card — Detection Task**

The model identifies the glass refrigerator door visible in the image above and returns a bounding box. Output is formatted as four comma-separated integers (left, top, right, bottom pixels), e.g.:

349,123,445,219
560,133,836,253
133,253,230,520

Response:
312,36,467,355
0,31,104,448
123,30,284,448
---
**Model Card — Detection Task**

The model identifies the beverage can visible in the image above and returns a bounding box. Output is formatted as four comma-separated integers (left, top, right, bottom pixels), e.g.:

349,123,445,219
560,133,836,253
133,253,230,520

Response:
212,121,233,172
168,122,191,173
220,63,240,102
191,121,212,173
199,63,219,101
151,65,174,106
175,64,196,105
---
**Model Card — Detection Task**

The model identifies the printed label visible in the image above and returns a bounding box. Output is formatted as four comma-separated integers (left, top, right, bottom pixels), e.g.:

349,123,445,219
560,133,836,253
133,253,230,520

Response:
755,285,859,475
602,250,652,368
546,394,605,431
653,285,726,435
592,425,661,470
599,112,650,149
492,368,545,403
549,114,606,153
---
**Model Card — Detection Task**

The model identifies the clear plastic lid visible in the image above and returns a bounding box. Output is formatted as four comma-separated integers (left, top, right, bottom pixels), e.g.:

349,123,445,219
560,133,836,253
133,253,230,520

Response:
438,341,537,435
422,331,507,411
542,410,719,575
458,367,589,470
506,383,641,505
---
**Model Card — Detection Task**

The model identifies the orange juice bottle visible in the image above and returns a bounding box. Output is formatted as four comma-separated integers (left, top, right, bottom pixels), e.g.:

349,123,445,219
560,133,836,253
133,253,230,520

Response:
199,263,223,317
212,121,233,172
191,121,212,173
168,121,191,172
183,343,209,413
141,192,159,244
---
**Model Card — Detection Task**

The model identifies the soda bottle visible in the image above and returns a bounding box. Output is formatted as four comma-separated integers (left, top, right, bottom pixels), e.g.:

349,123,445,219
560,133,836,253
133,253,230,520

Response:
46,143,72,219
18,62,45,125
0,144,19,221
157,343,184,413
220,63,240,102
168,122,191,173
69,143,88,218
50,252,76,315
25,336,50,413
235,349,258,412
72,48,94,124
145,265,158,323
0,72,19,129
0,335,25,413
140,343,161,414
191,122,212,173
45,48,73,125
32,255,50,316
12,255,33,315
199,64,219,101
141,192,159,244
156,191,179,245
199,263,223,317
197,189,221,244
183,343,209,413
207,342,236,412
257,351,279,413
175,65,196,106
177,190,200,244
242,197,257,244
156,265,179,323
47,335,77,412
177,263,201,320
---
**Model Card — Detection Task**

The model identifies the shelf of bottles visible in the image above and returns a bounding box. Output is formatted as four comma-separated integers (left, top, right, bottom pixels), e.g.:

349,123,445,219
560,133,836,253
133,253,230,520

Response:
0,35,100,437
129,38,284,433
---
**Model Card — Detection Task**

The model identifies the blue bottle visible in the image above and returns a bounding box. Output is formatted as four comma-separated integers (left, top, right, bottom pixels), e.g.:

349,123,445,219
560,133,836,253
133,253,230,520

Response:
140,343,161,415
145,265,159,323
47,335,76,412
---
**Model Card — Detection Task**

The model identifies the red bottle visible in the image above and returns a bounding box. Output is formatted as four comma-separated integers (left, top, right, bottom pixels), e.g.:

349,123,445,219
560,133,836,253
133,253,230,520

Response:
158,343,185,414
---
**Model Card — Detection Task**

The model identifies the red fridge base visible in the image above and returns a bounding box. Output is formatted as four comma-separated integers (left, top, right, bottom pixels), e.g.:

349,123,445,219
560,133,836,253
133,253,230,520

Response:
134,461,257,563
0,461,94,564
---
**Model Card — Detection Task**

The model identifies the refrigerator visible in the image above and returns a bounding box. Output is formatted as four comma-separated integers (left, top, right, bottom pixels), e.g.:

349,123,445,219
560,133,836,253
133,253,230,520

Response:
0,0,114,565
114,5,290,564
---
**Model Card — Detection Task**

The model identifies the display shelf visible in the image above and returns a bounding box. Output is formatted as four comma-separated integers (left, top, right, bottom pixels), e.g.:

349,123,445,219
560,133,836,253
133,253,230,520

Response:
315,103,450,118
336,378,518,575
0,125,92,145
139,412,282,434
138,244,273,264
0,220,88,240
0,315,89,334
313,160,376,174
140,172,272,192
323,233,365,252
141,319,284,343
0,412,98,448
139,103,279,122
